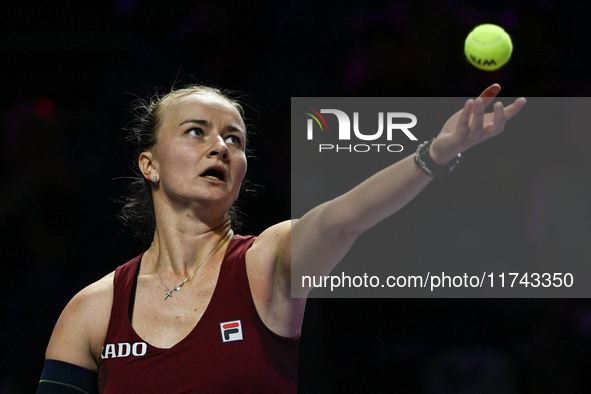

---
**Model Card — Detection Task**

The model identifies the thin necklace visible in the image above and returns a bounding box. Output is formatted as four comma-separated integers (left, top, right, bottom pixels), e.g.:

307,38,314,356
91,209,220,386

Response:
151,229,232,300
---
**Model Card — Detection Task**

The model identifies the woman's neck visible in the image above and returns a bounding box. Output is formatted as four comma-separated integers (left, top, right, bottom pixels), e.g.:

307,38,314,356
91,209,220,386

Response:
150,215,233,278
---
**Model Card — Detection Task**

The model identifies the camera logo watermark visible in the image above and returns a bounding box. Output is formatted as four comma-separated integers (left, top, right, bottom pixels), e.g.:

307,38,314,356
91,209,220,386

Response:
303,107,417,152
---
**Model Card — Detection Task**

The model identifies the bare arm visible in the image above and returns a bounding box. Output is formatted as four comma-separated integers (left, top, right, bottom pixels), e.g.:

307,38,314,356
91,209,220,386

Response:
45,273,113,371
289,84,526,293
250,85,526,333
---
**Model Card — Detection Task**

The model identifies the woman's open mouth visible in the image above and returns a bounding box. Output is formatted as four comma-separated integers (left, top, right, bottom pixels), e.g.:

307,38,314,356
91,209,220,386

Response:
201,167,226,182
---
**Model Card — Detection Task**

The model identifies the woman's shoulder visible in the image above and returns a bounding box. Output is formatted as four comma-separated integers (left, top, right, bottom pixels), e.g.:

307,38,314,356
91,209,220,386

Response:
71,271,116,314
249,220,292,256
45,271,115,371
81,272,116,310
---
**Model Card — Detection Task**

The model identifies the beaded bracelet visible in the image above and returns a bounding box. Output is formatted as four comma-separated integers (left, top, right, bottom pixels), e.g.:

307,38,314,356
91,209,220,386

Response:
414,139,462,180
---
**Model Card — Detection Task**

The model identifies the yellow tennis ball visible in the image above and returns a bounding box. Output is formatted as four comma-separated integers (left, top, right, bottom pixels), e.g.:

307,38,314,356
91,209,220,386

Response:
465,24,512,71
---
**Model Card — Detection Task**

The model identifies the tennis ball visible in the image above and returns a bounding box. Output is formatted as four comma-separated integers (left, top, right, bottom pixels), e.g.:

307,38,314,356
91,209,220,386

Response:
465,24,512,71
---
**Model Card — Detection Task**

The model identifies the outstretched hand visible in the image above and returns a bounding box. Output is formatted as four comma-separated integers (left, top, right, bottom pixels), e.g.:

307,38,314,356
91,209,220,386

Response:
429,84,527,165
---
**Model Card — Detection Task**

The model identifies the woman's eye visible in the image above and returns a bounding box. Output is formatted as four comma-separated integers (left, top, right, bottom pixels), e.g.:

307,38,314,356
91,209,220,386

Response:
225,135,242,145
188,128,203,137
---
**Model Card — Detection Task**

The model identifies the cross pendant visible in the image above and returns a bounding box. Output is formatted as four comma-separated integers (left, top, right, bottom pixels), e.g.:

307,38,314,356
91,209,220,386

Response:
164,291,173,300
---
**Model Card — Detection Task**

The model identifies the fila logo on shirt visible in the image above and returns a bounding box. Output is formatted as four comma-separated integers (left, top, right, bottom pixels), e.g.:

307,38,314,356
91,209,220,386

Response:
220,320,243,342
101,342,148,359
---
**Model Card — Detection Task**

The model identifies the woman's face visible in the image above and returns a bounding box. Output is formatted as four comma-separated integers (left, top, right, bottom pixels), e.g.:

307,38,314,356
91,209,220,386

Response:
148,92,247,213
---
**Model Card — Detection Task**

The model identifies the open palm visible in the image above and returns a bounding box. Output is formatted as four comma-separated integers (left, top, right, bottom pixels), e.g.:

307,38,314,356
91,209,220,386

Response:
430,84,527,165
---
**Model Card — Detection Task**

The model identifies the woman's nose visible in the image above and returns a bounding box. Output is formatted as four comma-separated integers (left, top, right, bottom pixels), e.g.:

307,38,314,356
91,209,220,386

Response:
208,136,229,160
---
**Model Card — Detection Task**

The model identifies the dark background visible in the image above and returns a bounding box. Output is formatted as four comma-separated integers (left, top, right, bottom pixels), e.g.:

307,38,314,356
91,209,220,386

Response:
1,0,590,392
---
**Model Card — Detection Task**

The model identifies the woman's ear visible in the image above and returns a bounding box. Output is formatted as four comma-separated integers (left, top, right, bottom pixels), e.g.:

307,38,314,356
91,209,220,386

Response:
139,151,158,183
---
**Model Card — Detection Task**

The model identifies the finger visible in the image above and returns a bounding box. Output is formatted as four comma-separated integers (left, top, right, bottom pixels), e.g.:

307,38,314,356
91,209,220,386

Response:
469,97,484,139
457,99,474,134
479,84,501,108
502,97,527,121
488,101,506,136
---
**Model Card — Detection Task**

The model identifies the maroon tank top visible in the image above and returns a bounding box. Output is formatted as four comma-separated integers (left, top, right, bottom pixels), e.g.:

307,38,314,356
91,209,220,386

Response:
98,235,298,393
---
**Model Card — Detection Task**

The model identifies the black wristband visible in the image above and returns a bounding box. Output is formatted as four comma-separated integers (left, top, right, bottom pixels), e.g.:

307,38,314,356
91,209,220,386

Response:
414,139,462,180
37,359,98,394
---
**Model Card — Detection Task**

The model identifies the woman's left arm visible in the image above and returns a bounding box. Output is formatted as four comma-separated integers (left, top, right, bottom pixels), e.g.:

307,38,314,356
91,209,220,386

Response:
250,85,525,334
290,85,524,282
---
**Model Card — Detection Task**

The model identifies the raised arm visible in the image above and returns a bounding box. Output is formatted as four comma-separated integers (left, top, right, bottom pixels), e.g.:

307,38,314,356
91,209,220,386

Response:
289,85,526,294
